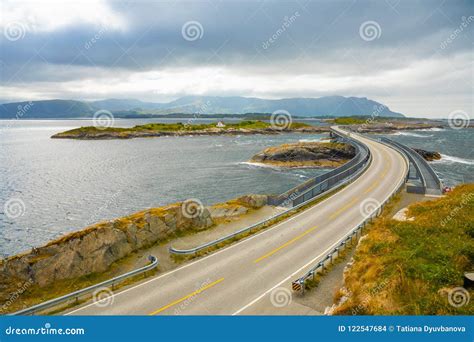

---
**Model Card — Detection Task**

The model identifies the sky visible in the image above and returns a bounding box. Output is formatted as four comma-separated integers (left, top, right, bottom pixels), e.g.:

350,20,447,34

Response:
0,0,472,118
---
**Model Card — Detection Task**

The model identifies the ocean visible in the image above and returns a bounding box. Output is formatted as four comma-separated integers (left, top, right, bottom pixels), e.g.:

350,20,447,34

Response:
0,119,472,256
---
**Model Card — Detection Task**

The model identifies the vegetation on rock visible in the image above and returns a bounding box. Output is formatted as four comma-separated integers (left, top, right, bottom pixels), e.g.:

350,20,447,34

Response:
51,120,325,139
250,142,355,168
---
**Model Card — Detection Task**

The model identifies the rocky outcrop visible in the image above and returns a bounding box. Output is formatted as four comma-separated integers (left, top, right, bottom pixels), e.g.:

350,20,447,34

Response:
208,194,268,219
250,142,355,168
0,202,213,288
353,122,444,133
0,194,269,290
51,126,329,140
236,194,268,208
412,148,441,161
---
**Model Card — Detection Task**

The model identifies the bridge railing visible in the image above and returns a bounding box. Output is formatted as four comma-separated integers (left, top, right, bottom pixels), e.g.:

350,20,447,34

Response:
169,128,372,256
380,137,442,195
291,136,369,206
268,130,367,206
11,256,159,316
291,134,409,292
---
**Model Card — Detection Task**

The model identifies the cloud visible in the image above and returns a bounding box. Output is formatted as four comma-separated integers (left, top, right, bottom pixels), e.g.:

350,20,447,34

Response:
0,0,126,32
0,0,472,118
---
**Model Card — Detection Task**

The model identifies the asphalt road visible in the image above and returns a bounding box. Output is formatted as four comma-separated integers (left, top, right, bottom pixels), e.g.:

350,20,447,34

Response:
67,127,408,315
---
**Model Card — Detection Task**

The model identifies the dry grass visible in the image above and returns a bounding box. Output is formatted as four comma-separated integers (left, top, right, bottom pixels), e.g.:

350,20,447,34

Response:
333,184,474,315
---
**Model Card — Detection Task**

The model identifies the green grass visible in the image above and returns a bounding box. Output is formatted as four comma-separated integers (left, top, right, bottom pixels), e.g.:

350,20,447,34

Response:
55,120,312,136
333,184,474,315
331,117,369,125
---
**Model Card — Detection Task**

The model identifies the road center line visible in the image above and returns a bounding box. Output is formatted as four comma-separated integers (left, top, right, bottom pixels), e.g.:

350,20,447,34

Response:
363,180,380,194
329,196,360,220
148,277,225,315
254,225,318,263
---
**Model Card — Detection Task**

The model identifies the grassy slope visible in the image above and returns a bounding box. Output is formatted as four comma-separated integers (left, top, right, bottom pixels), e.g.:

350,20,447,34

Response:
334,184,474,315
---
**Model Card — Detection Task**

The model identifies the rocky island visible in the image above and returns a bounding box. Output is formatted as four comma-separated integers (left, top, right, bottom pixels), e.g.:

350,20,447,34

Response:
328,118,445,133
51,120,329,140
412,148,441,161
249,141,355,168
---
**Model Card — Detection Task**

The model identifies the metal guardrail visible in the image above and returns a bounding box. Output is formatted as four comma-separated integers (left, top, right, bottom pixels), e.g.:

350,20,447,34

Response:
380,138,426,185
269,131,368,206
169,128,372,255
291,133,409,292
11,255,159,316
292,138,369,206
380,137,442,195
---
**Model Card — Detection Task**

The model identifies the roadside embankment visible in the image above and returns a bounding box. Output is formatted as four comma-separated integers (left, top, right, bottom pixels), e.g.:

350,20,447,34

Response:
330,184,474,315
0,194,268,312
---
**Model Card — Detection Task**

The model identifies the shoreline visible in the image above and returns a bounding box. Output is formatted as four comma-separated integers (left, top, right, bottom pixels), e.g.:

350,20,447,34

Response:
49,120,447,140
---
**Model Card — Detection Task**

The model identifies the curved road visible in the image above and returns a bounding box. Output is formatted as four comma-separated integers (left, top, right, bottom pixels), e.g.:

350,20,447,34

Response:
67,127,407,315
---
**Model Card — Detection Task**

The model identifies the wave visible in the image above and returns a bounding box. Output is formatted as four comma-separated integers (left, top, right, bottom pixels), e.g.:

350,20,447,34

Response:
391,131,433,138
432,154,474,165
415,127,445,132
298,138,324,143
239,161,284,170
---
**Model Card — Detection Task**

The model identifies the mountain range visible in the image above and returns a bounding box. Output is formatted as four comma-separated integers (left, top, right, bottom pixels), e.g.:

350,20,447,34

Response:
0,95,404,119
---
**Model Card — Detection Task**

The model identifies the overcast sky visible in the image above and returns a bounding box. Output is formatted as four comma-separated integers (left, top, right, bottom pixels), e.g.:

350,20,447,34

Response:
0,0,472,118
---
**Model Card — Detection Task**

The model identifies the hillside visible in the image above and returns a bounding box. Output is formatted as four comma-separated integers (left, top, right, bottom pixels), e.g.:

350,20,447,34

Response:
333,184,474,315
0,100,95,119
0,95,404,119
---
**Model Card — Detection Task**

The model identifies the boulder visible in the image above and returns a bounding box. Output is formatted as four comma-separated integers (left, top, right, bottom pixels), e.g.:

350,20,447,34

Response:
237,194,268,208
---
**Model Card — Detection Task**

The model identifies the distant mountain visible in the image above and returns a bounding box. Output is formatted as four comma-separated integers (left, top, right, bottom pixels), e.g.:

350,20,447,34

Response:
0,100,95,119
161,95,404,117
89,99,163,111
0,96,404,119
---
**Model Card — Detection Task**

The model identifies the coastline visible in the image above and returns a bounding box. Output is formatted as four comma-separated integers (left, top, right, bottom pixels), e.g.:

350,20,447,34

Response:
0,194,271,313
49,120,446,140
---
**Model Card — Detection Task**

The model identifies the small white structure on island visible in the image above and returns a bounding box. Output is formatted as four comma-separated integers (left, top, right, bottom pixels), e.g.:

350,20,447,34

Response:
216,121,226,128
